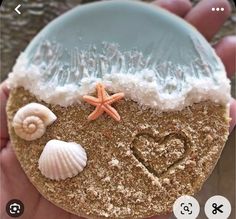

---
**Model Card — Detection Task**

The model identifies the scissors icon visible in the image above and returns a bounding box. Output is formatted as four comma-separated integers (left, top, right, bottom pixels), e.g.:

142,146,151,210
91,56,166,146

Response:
212,203,223,214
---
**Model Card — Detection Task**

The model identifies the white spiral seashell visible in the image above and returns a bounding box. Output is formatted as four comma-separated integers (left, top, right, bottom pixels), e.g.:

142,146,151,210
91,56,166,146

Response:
38,139,87,180
13,103,57,141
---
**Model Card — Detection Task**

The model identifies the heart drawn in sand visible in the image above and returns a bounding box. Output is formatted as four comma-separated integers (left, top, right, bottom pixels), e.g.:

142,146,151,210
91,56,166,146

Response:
131,132,190,177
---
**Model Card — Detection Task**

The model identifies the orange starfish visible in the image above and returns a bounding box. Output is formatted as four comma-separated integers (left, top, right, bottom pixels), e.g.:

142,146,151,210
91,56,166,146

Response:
83,83,124,121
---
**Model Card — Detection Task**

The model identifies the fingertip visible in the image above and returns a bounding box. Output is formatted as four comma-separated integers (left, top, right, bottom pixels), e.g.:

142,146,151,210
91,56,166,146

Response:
185,0,231,41
147,213,171,219
153,0,192,17
214,36,236,78
0,80,10,98
230,98,236,133
0,80,10,146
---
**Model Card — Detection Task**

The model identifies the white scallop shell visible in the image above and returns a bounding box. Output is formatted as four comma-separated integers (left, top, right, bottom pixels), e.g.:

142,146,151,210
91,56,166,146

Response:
38,139,87,180
13,103,57,141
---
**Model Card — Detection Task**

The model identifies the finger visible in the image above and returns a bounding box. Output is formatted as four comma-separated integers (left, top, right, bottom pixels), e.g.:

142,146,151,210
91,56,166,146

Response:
185,0,231,41
230,98,236,133
0,81,10,150
70,215,87,219
0,142,40,219
33,198,70,219
214,36,236,79
148,214,170,219
152,0,192,17
0,143,83,219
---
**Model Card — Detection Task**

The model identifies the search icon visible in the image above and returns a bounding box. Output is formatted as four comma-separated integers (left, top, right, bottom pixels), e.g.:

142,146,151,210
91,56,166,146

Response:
173,195,200,219
184,205,190,212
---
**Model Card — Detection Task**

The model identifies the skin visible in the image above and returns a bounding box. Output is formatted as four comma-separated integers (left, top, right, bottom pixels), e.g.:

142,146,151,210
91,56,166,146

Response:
0,0,235,218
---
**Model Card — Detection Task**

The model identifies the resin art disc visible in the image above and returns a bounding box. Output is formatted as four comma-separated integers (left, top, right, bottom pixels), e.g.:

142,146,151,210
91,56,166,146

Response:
7,1,230,218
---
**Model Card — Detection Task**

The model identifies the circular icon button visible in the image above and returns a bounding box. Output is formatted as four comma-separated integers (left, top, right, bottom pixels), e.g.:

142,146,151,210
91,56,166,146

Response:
205,195,231,219
6,199,24,217
173,195,200,219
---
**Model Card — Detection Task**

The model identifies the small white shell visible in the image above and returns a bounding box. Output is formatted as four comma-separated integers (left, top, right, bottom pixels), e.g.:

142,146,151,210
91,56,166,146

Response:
13,103,57,141
38,139,87,180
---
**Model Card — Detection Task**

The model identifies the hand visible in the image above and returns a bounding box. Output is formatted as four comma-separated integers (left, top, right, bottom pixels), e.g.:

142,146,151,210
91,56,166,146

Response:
1,0,235,219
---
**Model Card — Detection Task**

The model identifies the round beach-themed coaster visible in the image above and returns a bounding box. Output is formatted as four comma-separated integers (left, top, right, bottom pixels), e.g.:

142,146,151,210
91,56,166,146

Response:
6,1,230,219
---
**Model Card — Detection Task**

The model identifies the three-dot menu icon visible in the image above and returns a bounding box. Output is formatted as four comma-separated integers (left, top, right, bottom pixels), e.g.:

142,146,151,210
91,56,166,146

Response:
211,7,225,11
